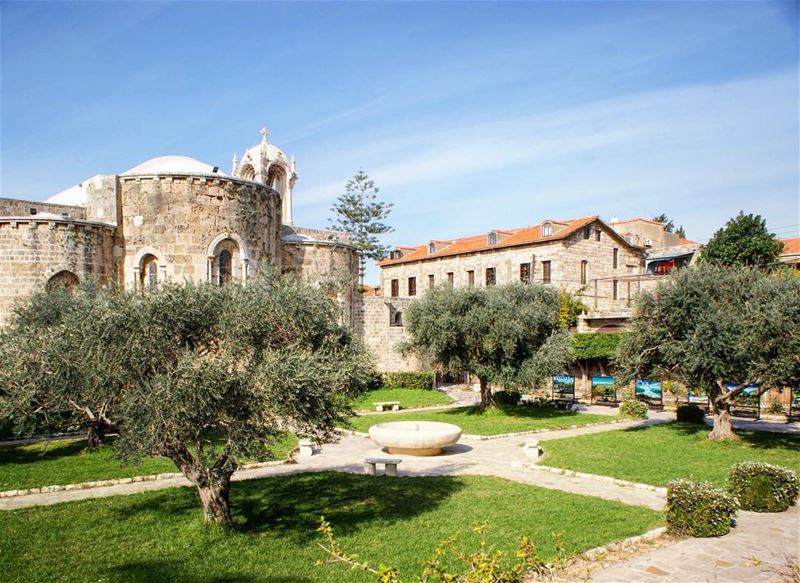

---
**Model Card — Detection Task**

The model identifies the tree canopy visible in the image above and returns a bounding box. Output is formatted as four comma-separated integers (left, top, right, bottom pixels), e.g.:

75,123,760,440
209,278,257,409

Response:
652,214,675,233
617,265,800,439
400,284,572,408
700,211,783,270
0,274,374,525
328,170,393,284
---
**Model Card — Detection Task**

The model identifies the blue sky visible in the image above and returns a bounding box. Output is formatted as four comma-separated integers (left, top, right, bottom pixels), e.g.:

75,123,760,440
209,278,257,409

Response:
2,1,798,284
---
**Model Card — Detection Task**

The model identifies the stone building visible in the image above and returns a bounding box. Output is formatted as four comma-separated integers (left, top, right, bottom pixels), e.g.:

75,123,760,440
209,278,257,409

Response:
364,215,693,371
0,129,358,325
779,237,800,269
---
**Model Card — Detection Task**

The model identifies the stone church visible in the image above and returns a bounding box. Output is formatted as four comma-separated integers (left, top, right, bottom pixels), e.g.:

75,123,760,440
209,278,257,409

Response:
0,129,359,325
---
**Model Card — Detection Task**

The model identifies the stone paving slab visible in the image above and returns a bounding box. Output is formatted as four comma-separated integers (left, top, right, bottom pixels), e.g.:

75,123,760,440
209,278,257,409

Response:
588,506,800,582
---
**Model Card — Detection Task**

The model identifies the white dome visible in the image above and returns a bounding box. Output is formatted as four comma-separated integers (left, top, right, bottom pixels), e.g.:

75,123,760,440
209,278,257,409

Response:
122,156,226,176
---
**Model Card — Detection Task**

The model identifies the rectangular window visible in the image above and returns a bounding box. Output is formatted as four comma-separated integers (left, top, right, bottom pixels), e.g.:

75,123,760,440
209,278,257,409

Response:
582,227,591,240
595,229,601,241
485,267,496,286
613,248,619,269
428,274,435,288
408,277,416,296
447,272,454,286
519,262,531,283
542,261,551,284
390,279,399,298
467,270,475,287
613,279,619,301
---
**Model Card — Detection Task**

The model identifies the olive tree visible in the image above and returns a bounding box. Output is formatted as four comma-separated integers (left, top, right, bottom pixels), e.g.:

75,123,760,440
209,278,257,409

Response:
617,265,800,440
400,284,572,409
0,274,374,526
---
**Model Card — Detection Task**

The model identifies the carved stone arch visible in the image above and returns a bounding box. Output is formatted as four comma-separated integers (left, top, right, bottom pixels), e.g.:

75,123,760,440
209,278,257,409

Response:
206,232,250,285
132,246,168,289
45,268,80,291
239,163,256,181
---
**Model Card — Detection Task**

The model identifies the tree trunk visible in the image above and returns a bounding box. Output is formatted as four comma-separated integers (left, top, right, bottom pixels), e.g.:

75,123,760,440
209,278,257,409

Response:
197,480,232,527
85,425,105,449
708,398,738,441
479,378,495,410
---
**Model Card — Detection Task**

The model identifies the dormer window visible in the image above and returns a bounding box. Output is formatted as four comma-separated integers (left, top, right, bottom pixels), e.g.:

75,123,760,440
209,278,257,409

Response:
542,222,552,237
429,242,436,254
390,249,402,260
488,232,497,245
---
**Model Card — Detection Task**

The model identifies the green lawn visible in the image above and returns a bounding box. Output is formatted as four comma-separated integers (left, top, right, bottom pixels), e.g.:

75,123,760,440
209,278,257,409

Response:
0,433,298,491
0,472,661,582
351,388,453,411
542,423,800,487
345,404,613,435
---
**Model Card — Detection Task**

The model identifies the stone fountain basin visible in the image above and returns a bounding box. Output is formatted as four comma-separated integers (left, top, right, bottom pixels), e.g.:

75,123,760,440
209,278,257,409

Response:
368,421,462,456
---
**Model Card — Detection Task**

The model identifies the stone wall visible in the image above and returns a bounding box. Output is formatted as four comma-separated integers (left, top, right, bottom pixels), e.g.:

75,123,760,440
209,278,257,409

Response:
0,217,115,324
354,295,425,372
0,197,87,221
118,175,281,287
282,238,359,324
379,220,644,314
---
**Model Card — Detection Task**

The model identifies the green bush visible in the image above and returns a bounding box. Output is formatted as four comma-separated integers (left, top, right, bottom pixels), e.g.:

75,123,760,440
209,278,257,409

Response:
382,371,435,391
618,398,648,419
729,461,800,512
676,404,706,424
666,479,737,537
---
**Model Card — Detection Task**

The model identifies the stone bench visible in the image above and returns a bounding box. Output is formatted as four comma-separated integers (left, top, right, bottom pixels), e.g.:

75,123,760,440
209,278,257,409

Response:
374,401,401,412
364,457,402,476
297,438,319,458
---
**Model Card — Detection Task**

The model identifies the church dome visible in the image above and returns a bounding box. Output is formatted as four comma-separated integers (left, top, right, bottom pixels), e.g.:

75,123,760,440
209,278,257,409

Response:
121,156,226,176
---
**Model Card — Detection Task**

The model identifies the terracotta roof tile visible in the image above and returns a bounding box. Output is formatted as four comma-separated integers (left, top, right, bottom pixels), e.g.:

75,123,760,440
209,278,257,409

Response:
781,237,800,255
379,215,629,266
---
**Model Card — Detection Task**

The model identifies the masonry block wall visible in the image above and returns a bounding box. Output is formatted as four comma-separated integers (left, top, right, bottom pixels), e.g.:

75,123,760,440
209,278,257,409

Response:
0,218,115,324
379,221,643,314
354,296,425,372
118,175,281,287
0,197,87,221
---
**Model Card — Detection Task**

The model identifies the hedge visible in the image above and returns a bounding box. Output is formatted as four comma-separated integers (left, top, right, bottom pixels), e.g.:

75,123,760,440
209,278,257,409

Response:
571,333,629,361
666,479,737,537
676,405,706,424
729,462,800,513
382,371,436,391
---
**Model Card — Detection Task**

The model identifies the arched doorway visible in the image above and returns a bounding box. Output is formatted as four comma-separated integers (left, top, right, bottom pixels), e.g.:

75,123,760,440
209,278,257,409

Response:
46,270,79,291
209,236,243,285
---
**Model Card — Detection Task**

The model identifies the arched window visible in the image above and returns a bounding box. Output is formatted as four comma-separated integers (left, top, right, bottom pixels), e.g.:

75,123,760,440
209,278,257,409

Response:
139,254,160,289
580,260,588,285
239,164,255,181
267,167,285,194
46,270,79,292
218,250,232,286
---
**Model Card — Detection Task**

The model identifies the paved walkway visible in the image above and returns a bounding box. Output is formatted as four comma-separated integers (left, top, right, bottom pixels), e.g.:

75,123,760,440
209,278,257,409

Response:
589,506,800,582
1,417,668,511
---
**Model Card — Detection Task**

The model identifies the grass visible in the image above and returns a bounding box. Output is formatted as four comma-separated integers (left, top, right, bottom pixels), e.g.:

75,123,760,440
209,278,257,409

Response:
0,472,662,582
0,433,298,491
542,422,800,487
345,404,613,435
351,388,453,411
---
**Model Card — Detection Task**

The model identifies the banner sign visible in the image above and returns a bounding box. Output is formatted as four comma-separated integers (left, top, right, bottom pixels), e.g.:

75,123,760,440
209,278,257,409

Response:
635,380,662,399
727,383,760,405
592,376,616,403
687,387,707,405
552,374,575,401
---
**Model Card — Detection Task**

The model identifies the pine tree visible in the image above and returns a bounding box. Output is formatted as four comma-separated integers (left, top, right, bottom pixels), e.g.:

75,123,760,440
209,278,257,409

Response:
329,171,393,284
675,225,686,239
652,214,675,233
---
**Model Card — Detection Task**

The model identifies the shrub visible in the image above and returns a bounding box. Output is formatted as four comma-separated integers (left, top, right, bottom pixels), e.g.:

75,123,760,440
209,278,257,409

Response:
765,402,785,416
729,462,800,512
677,404,706,424
618,398,648,419
666,479,737,537
382,371,435,391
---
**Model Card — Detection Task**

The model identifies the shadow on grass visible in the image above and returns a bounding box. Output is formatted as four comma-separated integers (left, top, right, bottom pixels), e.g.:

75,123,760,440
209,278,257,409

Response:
0,440,91,466
110,471,466,544
436,404,585,420
234,471,465,541
108,560,310,583
620,421,800,451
